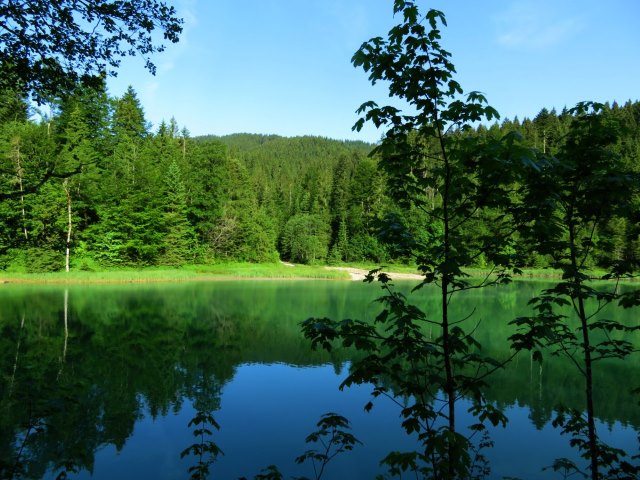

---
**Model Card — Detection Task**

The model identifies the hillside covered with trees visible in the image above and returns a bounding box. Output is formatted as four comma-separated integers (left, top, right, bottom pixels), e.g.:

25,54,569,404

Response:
0,83,639,272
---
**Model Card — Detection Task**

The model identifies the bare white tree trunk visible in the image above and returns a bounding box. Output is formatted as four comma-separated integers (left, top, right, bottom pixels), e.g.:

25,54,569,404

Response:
63,179,72,272
11,138,28,239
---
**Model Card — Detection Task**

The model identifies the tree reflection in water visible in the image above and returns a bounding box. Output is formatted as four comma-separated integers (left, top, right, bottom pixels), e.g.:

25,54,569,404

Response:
0,281,637,479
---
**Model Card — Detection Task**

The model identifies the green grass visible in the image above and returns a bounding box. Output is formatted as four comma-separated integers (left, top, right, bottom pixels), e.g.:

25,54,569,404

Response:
0,263,349,285
182,262,348,279
1,261,634,285
336,262,422,275
332,262,638,282
334,262,557,278
460,266,564,279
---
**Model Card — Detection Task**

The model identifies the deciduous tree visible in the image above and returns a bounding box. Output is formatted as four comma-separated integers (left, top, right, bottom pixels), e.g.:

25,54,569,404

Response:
510,102,640,480
0,0,182,100
303,1,530,477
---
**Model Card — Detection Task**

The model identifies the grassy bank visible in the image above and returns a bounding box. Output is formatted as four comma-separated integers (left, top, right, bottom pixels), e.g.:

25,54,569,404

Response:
335,263,566,278
332,264,636,283
0,263,350,285
0,262,632,285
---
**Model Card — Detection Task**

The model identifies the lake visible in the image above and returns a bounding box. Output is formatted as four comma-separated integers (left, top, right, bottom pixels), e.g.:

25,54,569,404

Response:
0,279,638,479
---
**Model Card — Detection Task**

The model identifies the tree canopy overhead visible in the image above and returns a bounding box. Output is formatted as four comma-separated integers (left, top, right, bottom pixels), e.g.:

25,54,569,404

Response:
0,0,183,100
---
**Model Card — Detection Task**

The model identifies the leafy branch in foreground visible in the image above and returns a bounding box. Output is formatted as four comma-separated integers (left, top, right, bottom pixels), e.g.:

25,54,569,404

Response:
242,413,360,480
180,410,223,480
303,274,508,480
0,0,183,100
510,102,640,480
294,413,362,480
304,0,534,477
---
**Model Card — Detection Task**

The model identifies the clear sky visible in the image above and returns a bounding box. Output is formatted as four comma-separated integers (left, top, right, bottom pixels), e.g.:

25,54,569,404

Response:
107,0,640,143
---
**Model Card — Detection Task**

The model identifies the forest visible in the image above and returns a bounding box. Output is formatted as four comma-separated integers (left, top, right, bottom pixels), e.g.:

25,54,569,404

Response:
2,1,640,480
0,84,639,273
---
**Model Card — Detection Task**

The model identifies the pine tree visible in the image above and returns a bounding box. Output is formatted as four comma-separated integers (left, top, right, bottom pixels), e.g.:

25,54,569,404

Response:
160,158,195,265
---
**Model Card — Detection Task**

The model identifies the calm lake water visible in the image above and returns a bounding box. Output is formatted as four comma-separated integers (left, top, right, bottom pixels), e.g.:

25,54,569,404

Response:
0,279,638,479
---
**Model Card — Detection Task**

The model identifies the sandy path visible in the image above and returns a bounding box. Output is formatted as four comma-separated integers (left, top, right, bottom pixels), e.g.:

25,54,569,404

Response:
325,266,422,281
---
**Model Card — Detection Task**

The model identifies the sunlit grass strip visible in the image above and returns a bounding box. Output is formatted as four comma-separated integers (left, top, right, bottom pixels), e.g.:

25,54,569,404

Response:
183,263,348,279
336,262,422,275
335,263,635,282
335,263,564,278
464,267,637,283
0,263,350,284
1,263,632,285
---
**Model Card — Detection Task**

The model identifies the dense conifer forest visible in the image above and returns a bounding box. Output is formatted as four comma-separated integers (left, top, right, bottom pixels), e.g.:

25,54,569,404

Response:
0,84,638,272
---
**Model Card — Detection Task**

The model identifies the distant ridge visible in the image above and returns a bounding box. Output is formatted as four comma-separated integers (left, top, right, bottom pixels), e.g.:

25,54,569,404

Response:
193,133,375,155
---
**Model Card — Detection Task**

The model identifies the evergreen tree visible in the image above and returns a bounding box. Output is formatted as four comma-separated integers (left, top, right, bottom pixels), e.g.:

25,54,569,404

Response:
0,119,58,269
113,86,148,140
329,154,355,261
106,87,148,196
214,158,277,262
0,88,29,124
183,140,228,260
160,158,195,265
533,107,562,154
84,86,165,266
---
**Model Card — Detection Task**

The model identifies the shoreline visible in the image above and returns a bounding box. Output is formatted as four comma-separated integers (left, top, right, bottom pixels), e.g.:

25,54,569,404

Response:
325,266,423,281
0,265,633,286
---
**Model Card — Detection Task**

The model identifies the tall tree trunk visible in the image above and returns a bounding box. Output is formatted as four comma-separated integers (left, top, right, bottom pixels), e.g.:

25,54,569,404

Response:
64,179,72,272
568,211,599,480
441,158,455,476
578,295,598,480
11,138,28,240
436,107,456,479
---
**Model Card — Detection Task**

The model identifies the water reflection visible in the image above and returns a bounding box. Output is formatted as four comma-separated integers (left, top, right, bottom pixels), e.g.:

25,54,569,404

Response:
0,280,637,479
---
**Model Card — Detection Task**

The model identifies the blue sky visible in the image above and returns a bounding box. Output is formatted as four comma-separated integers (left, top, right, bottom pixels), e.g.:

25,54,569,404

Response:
107,0,640,143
